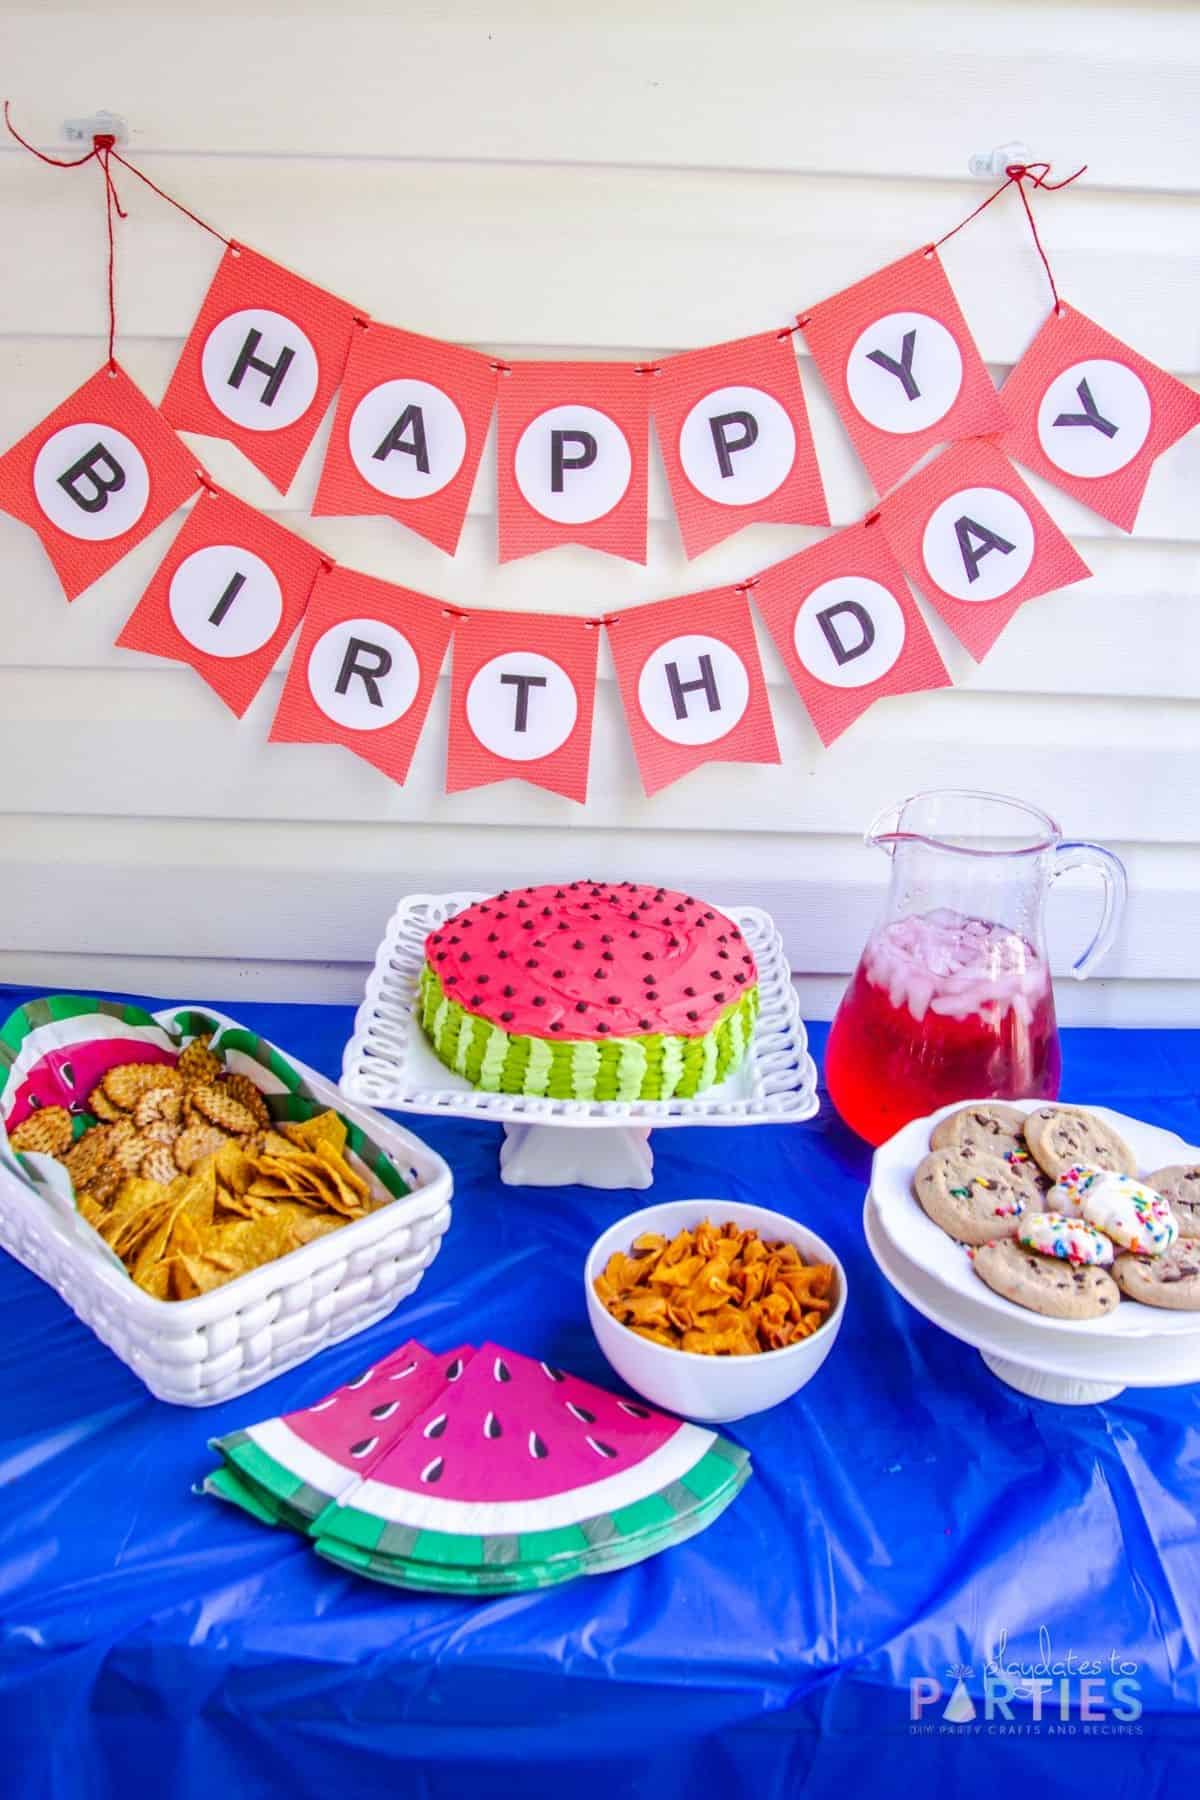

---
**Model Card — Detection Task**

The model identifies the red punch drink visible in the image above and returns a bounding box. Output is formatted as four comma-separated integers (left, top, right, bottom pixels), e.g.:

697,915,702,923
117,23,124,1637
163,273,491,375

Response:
825,908,1061,1146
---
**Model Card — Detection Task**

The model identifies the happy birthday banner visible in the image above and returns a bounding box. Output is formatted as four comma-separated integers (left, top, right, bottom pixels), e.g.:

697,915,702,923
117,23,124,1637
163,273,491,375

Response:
2,117,1199,802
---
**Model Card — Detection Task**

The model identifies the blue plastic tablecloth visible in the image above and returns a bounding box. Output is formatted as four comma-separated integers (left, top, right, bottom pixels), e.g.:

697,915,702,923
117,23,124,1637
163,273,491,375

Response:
1,984,1198,1796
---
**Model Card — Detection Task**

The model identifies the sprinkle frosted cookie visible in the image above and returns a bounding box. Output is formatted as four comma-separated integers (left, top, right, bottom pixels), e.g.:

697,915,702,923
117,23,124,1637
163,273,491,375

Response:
1146,1167,1200,1239
1023,1106,1136,1181
1113,1244,1200,1310
1018,1211,1114,1267
929,1104,1027,1159
912,1149,1033,1246
973,1240,1120,1320
1076,1171,1177,1257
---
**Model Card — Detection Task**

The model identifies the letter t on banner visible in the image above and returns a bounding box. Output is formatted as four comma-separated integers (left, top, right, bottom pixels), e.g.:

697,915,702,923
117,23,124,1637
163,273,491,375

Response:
607,587,780,796
496,362,649,563
269,566,454,786
446,610,599,802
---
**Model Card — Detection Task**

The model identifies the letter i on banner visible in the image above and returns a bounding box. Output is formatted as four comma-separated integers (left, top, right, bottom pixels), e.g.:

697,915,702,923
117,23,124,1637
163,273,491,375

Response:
877,439,1091,660
607,587,780,796
313,323,497,554
0,365,200,601
799,248,1009,493
161,244,361,494
752,521,950,746
446,611,599,803
652,331,829,558
117,487,326,716
998,302,1200,531
496,362,649,563
269,567,454,786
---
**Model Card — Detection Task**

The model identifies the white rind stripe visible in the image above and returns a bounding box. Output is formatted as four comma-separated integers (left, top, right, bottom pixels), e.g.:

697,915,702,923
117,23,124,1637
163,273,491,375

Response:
247,1418,358,1497
346,1421,716,1533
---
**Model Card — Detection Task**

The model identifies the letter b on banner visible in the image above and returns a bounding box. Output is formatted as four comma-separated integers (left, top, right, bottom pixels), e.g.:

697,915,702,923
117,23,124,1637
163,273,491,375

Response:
306,617,420,729
637,633,750,745
33,423,150,541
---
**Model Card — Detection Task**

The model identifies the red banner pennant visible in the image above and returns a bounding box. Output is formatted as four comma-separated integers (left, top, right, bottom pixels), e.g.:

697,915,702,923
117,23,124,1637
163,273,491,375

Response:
161,243,360,495
877,439,1092,660
496,362,649,564
313,323,497,554
652,331,828,558
998,302,1200,532
116,486,325,717
800,248,1009,494
268,565,454,785
0,363,199,602
445,610,599,803
752,520,950,747
607,586,780,796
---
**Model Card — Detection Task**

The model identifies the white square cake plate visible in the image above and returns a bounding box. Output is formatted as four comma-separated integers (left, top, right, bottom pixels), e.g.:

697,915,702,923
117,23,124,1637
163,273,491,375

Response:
340,892,818,1189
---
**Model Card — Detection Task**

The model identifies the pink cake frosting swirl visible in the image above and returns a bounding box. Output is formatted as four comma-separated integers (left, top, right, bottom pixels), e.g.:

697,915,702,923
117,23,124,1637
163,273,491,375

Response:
423,880,756,1041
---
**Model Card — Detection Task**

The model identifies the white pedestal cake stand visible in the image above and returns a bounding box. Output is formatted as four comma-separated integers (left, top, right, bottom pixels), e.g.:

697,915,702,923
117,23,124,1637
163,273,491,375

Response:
340,892,818,1190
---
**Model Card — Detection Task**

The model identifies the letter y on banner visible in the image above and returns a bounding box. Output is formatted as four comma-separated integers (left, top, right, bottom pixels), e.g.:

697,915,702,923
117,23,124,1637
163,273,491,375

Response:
446,610,599,802
753,520,950,746
269,566,454,785
800,248,1008,494
0,364,200,601
497,362,649,563
607,587,780,796
161,244,360,495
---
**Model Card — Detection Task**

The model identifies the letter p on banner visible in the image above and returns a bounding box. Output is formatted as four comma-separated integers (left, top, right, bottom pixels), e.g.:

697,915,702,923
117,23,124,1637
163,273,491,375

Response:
607,586,780,796
269,565,454,786
446,610,599,802
0,364,200,601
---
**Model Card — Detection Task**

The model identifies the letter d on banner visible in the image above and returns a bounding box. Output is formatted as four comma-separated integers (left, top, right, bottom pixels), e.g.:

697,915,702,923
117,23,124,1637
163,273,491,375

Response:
607,586,779,796
269,566,455,786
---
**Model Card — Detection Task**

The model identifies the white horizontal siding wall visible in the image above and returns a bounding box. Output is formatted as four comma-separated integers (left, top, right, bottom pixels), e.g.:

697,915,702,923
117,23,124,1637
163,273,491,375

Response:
0,0,1198,1018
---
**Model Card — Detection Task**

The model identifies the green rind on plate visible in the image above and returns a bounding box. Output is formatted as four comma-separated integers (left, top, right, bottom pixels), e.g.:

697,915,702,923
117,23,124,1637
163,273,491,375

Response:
416,963,759,1101
213,1430,339,1523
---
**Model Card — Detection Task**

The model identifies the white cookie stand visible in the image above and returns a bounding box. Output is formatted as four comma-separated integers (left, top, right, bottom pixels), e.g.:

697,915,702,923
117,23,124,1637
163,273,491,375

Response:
340,893,818,1189
867,1099,1200,1404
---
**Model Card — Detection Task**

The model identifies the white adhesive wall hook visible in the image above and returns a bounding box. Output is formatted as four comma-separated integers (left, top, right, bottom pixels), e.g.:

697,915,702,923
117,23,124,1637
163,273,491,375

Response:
967,141,1030,178
62,110,129,147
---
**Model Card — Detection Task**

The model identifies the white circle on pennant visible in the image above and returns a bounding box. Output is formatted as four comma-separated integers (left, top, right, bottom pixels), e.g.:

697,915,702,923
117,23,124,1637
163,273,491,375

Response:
1035,358,1151,479
845,311,963,434
793,576,906,689
201,308,320,432
306,617,420,731
922,485,1036,602
514,404,632,524
167,544,283,659
32,423,150,541
677,384,796,506
348,378,467,499
637,633,750,746
466,652,577,761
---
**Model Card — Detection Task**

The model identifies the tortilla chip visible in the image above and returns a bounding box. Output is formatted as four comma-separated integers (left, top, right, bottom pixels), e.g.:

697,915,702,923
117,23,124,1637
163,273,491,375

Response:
283,1111,347,1158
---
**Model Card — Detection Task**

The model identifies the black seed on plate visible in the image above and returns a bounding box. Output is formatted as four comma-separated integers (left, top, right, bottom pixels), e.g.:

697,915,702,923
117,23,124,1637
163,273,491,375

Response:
484,1411,502,1439
421,1457,444,1484
566,1401,595,1423
370,1400,400,1421
494,1357,511,1382
529,1432,548,1459
446,1357,465,1381
618,1401,650,1418
424,1413,448,1438
587,1437,618,1459
350,1436,379,1459
541,1364,565,1381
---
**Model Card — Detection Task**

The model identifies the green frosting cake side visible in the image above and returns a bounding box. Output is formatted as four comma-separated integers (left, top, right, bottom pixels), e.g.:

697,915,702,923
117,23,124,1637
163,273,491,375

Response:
417,963,759,1101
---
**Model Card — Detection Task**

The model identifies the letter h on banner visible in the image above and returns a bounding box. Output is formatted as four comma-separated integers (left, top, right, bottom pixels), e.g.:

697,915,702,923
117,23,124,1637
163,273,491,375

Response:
445,610,600,802
606,586,780,796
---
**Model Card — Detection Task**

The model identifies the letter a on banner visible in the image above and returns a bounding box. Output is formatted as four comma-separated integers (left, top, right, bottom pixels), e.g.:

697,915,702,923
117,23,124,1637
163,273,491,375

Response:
496,362,649,563
161,244,360,495
800,249,1009,494
0,364,200,601
752,521,950,746
313,323,497,555
445,610,599,802
998,302,1200,532
117,486,325,716
269,565,454,785
607,587,780,796
652,331,829,558
877,439,1091,660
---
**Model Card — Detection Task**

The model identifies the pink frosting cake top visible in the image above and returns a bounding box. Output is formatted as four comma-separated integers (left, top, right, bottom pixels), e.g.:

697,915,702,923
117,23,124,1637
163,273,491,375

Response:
423,880,756,1041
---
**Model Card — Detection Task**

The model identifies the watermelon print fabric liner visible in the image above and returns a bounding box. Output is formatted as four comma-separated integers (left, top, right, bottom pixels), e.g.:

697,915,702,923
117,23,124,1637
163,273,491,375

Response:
204,1339,751,1592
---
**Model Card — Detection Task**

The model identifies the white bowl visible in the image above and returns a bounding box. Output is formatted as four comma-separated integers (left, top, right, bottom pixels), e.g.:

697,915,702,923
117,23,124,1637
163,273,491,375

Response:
584,1198,847,1422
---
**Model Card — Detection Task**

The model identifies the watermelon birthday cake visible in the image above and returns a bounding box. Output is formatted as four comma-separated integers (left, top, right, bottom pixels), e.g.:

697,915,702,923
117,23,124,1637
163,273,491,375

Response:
417,881,759,1100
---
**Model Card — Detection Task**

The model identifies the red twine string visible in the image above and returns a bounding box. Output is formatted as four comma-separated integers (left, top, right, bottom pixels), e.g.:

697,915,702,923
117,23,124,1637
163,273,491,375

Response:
932,160,1087,315
105,146,229,245
96,138,126,367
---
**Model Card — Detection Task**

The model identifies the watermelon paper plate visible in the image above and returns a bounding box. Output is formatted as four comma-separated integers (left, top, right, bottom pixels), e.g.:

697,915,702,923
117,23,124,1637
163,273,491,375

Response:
204,1340,750,1594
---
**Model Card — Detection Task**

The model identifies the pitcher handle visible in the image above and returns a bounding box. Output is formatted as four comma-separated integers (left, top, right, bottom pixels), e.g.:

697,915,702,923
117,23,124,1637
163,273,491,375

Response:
1052,842,1127,981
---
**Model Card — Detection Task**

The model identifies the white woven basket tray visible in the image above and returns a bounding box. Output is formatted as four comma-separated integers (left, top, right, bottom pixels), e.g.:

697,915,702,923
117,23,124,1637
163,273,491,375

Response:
0,1002,452,1406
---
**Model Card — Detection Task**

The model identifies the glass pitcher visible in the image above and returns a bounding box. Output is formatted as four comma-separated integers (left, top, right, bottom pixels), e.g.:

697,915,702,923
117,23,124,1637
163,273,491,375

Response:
824,790,1126,1146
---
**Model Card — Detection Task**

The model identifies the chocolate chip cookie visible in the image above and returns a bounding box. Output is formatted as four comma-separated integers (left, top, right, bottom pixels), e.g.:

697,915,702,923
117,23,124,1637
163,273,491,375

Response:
1023,1105,1136,1181
1145,1166,1200,1239
912,1149,1037,1246
1113,1244,1200,1311
930,1103,1027,1159
972,1239,1121,1319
